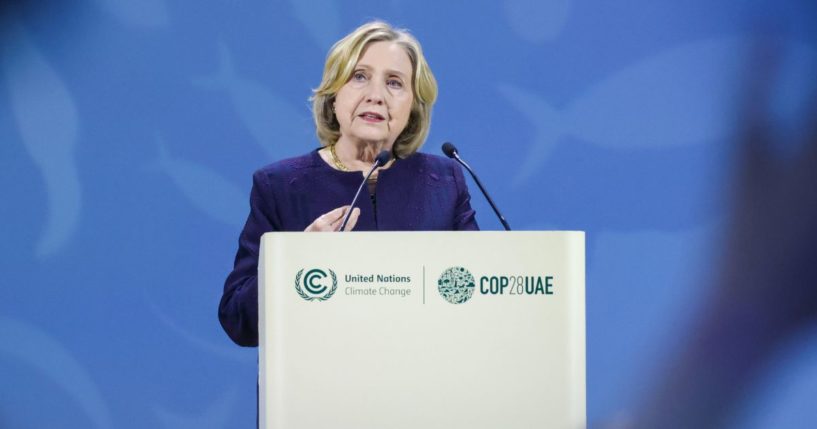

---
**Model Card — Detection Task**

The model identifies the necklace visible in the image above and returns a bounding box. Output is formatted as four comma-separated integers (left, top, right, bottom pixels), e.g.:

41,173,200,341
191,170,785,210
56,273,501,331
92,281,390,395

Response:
329,143,395,173
329,144,351,171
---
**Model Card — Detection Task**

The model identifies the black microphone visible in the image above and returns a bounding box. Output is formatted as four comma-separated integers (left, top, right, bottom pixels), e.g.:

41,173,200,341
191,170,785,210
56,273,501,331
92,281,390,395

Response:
442,142,511,231
339,150,391,231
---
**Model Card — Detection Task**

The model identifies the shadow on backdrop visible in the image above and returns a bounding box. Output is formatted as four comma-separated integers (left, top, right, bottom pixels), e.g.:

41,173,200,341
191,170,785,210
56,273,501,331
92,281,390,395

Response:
603,39,817,429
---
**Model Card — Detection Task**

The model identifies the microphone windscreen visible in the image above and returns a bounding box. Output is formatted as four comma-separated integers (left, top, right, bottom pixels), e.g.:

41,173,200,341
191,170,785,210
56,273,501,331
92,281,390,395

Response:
441,142,458,158
375,150,392,166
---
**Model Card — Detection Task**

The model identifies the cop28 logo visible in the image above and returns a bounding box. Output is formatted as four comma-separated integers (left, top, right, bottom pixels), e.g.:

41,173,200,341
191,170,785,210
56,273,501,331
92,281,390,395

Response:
437,267,476,304
295,268,338,301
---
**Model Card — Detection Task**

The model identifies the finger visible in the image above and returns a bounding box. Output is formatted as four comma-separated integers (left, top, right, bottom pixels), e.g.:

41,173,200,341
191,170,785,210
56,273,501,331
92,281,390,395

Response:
306,206,346,232
325,205,351,225
341,207,360,231
328,206,353,231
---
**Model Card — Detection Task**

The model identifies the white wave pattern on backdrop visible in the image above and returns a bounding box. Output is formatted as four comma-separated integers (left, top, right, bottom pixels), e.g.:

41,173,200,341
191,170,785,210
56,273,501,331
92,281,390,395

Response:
153,388,238,429
287,0,341,49
498,36,817,186
157,138,246,228
145,299,255,364
93,0,170,29
193,42,313,158
495,83,562,186
1,19,82,257
504,0,572,43
0,317,111,429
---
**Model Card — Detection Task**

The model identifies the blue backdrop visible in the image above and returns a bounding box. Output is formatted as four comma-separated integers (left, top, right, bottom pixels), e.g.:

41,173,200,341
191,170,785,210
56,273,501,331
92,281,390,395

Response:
2,0,816,427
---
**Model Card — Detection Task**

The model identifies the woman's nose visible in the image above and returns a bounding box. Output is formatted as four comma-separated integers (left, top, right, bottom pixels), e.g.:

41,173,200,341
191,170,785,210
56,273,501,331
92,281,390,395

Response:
364,83,385,104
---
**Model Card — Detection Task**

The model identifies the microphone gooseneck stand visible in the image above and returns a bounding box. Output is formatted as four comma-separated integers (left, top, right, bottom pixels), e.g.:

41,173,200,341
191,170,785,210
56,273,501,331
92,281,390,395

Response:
339,150,392,231
442,142,511,231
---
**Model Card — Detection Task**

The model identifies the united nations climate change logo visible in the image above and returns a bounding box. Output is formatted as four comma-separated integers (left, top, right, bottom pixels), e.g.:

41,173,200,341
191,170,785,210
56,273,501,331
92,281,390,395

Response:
437,267,476,304
295,268,338,301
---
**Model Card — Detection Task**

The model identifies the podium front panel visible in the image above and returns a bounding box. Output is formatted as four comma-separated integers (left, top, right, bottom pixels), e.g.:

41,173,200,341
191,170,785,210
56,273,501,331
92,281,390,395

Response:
259,231,585,429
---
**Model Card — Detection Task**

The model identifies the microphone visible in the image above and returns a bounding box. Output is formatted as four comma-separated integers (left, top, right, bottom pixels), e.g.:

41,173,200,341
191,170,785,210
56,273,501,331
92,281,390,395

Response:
339,150,391,231
442,142,511,231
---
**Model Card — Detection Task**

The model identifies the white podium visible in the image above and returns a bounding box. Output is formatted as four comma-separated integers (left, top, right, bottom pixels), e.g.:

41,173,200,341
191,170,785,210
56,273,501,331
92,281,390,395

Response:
259,231,585,429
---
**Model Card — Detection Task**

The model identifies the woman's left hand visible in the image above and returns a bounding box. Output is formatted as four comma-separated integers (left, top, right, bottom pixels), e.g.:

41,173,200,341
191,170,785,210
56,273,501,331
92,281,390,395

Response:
304,205,360,232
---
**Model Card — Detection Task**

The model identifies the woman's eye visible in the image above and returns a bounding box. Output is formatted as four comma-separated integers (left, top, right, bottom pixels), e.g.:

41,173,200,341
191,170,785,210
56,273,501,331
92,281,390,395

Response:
387,79,403,89
352,72,367,81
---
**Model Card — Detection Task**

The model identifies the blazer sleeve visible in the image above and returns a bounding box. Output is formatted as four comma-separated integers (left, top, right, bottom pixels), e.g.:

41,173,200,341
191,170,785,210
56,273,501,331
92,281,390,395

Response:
219,170,280,347
451,162,480,231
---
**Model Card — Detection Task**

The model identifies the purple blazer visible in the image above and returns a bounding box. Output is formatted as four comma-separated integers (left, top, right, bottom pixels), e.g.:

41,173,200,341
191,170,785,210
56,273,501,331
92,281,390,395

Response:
219,149,479,346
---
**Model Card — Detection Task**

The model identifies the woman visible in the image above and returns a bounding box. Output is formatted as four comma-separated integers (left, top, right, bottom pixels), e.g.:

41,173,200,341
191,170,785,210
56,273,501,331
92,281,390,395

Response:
219,21,479,346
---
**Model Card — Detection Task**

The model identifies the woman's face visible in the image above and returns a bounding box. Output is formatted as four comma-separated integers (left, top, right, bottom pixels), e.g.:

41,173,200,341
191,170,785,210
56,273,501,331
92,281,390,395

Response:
333,41,414,148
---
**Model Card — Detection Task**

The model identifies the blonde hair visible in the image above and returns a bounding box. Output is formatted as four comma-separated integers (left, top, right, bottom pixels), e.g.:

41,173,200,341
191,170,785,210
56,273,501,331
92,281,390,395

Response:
311,21,438,158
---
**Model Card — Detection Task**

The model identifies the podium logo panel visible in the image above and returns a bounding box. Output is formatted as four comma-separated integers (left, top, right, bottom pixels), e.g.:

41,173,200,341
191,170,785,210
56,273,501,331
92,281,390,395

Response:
295,268,338,301
437,267,476,304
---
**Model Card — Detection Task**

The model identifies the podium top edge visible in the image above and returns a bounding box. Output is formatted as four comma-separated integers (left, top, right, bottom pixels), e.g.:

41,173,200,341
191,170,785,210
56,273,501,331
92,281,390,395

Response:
262,230,586,235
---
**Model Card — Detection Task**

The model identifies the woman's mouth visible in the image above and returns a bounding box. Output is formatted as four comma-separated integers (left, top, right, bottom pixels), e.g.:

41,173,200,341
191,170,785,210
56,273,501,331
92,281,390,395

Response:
359,112,385,122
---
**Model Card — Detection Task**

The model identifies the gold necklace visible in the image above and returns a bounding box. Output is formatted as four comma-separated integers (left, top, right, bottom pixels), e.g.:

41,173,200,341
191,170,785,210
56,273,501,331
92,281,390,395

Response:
329,144,351,171
329,144,395,173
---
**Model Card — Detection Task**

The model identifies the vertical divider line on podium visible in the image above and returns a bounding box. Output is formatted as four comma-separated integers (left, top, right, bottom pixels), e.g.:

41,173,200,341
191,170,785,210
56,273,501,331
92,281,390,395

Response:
422,265,425,305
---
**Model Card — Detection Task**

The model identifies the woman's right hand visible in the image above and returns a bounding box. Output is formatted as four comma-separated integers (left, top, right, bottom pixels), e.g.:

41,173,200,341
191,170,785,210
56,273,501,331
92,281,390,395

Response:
304,205,360,232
